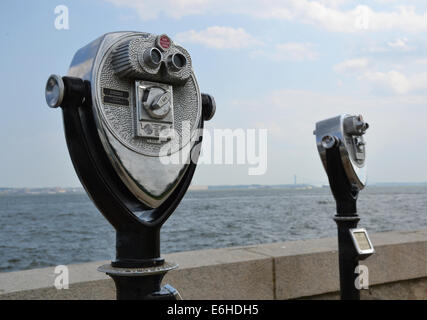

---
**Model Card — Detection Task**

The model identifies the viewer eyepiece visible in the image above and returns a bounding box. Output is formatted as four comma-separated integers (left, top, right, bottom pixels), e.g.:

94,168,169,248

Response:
142,47,162,68
167,52,187,71
45,74,64,108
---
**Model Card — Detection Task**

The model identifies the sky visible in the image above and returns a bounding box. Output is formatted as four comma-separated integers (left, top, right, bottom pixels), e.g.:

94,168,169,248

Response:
1,0,427,188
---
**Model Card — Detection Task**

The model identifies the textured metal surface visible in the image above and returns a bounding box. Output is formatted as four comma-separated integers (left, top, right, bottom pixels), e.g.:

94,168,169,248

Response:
67,32,202,208
111,34,192,84
97,51,199,156
98,261,178,277
135,81,174,140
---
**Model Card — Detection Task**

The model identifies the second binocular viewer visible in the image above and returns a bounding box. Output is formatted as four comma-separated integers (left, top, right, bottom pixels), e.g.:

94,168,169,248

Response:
315,114,374,300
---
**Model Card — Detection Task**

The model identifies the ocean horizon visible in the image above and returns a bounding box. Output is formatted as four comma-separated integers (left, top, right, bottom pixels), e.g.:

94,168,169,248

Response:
1,185,426,273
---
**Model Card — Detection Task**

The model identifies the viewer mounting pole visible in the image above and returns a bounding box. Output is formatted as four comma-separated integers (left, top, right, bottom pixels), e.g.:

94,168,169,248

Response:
314,114,374,300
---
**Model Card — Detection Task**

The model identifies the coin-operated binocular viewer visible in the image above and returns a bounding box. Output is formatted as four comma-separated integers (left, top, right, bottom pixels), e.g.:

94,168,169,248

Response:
45,32,215,300
314,115,374,300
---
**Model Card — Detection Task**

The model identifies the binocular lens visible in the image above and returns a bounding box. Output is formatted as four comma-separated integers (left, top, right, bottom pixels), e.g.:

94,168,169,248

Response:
151,48,162,64
143,47,162,68
168,53,187,71
173,53,186,68
141,47,187,72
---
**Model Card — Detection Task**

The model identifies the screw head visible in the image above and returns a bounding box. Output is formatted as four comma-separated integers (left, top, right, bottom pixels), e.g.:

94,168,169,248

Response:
321,135,338,149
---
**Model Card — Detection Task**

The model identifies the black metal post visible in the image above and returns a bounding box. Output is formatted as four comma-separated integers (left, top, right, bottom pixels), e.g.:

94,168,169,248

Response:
100,229,179,300
111,274,173,300
111,274,166,300
334,216,360,300
99,261,179,300
326,146,361,300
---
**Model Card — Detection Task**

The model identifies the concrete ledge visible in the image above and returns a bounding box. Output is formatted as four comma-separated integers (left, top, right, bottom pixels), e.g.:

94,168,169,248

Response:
1,229,426,300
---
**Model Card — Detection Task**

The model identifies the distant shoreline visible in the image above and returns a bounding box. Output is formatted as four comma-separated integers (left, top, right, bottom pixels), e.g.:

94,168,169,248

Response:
1,183,427,196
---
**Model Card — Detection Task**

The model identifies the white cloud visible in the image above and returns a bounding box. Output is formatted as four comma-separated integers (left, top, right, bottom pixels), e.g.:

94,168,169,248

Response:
334,58,370,73
105,0,427,33
362,38,416,53
334,58,427,94
364,70,427,94
363,70,412,94
387,38,407,49
252,42,318,62
175,26,263,49
276,3,427,33
318,0,352,7
387,38,414,51
175,27,317,62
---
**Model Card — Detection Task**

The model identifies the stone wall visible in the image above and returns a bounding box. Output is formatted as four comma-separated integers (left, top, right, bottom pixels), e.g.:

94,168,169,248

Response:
1,229,426,300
